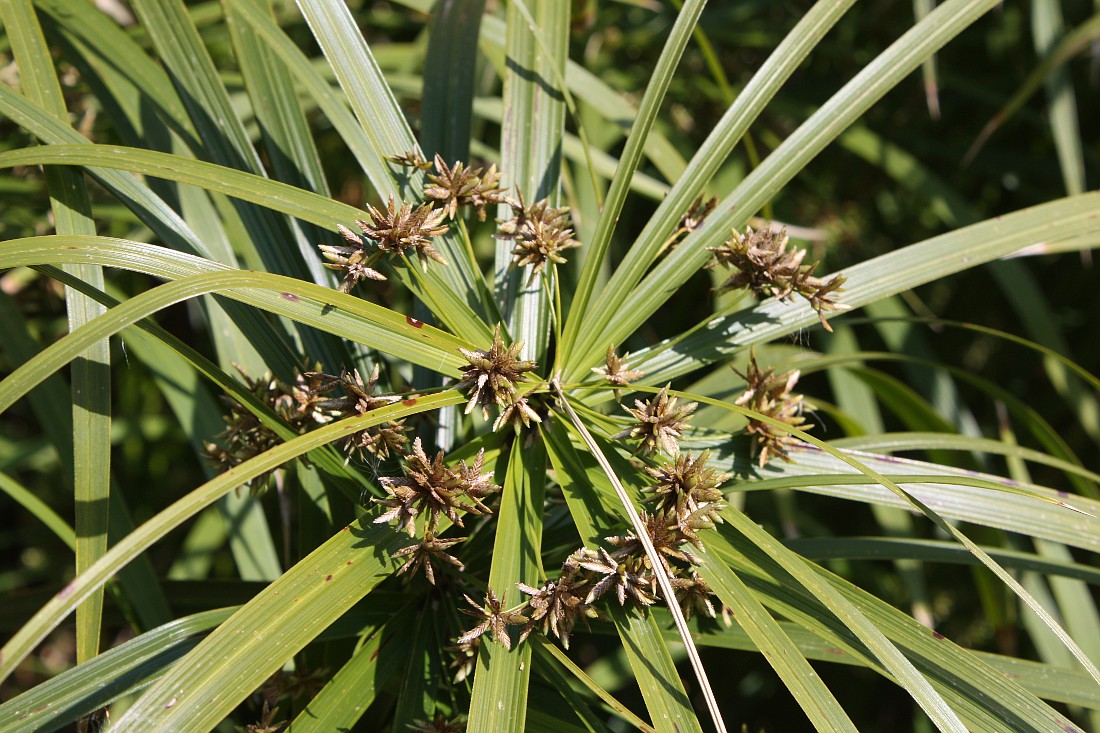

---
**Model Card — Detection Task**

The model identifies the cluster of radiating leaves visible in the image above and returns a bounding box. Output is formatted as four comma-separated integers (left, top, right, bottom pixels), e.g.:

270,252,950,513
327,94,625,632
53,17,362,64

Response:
456,325,541,431
203,365,409,490
735,351,812,466
496,193,581,282
614,384,698,455
708,224,847,330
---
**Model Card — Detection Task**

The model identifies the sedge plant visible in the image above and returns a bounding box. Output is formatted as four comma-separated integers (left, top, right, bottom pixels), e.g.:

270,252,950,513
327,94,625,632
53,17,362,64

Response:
1,1,1099,732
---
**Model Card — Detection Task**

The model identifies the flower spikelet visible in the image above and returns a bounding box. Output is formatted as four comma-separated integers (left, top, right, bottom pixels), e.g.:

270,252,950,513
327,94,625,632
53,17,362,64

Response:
735,350,811,466
613,384,697,455
294,365,409,461
204,367,312,490
374,438,500,536
457,325,538,420
318,224,387,293
577,547,657,607
457,589,528,651
358,195,449,270
708,224,847,331
644,450,728,528
498,194,581,282
423,154,507,220
592,346,645,400
392,532,465,585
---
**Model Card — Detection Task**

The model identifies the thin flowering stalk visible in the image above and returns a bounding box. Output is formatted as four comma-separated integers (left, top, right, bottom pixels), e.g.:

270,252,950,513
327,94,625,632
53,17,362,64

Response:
550,379,728,733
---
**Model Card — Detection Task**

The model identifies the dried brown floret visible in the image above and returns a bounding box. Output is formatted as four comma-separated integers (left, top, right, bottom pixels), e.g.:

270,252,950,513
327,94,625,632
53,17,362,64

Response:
613,384,697,456
295,365,409,461
605,510,700,573
576,546,657,607
456,325,538,421
388,150,433,170
592,346,645,400
203,368,311,490
492,395,543,434
516,572,597,649
318,224,388,293
661,194,718,255
672,572,717,621
708,224,846,331
408,714,466,733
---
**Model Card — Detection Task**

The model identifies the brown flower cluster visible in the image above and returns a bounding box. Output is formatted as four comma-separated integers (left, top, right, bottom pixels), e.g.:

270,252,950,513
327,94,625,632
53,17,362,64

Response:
203,365,410,490
423,155,507,220
613,384,697,455
708,224,847,331
497,193,581,282
446,453,728,664
592,345,645,400
660,194,718,255
320,196,450,292
735,350,811,466
375,438,499,537
456,325,540,431
374,438,501,585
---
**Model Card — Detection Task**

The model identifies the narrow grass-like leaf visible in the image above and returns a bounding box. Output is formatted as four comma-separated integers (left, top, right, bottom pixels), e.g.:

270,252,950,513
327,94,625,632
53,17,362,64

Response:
225,0,336,289
291,618,412,732
0,392,464,684
963,10,1100,165
529,636,652,733
698,552,859,731
560,0,857,374
467,438,546,731
421,0,486,160
1,0,111,667
625,192,1100,384
567,0,1002,379
0,470,75,551
690,388,1100,685
109,517,414,731
551,384,719,731
561,0,704,366
227,0,493,318
492,0,568,362
787,536,1100,587
0,609,233,733
707,525,1081,731
0,237,470,374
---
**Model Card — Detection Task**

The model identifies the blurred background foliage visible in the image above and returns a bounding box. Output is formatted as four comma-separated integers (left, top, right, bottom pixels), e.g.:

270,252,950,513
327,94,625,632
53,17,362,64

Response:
1,1,1098,730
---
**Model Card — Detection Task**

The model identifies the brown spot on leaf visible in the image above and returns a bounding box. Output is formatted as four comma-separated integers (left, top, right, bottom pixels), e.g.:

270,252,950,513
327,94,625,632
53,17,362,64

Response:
932,630,945,640
281,292,300,302
406,316,424,328
402,397,417,406
346,561,353,566
325,574,333,582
